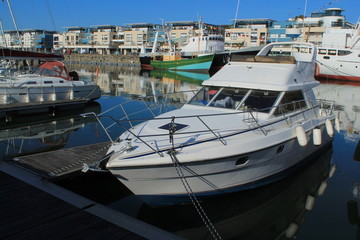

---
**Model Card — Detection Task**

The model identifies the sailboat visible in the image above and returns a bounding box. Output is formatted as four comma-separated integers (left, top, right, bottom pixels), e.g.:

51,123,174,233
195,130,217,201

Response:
0,0,101,108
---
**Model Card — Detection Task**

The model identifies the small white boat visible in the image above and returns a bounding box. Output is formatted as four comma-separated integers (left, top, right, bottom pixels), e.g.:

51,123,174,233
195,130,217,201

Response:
0,61,101,104
105,42,337,205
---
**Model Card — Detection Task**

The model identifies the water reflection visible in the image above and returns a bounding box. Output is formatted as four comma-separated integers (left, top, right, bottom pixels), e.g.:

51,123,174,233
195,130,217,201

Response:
315,80,360,135
68,64,204,98
0,102,101,160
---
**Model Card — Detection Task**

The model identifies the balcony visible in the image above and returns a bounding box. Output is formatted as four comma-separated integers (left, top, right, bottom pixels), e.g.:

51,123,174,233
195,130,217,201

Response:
285,28,301,38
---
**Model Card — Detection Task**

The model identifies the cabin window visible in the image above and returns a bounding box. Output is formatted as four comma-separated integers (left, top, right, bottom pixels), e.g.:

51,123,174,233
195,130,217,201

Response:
338,50,352,56
274,91,307,115
26,81,37,84
188,86,219,106
210,88,248,109
241,90,280,113
44,81,53,84
328,50,337,55
318,49,327,55
236,156,249,166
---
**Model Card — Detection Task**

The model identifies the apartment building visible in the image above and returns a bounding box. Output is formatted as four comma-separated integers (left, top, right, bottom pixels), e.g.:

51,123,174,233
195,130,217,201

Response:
0,29,55,52
225,19,273,49
61,26,93,53
0,7,354,55
122,23,161,54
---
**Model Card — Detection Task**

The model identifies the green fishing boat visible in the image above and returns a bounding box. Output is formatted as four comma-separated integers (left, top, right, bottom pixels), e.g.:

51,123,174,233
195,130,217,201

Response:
150,54,214,72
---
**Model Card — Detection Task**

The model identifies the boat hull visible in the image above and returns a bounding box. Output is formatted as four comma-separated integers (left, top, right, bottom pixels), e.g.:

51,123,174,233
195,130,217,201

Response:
108,123,333,205
0,85,101,104
150,54,214,71
315,52,360,82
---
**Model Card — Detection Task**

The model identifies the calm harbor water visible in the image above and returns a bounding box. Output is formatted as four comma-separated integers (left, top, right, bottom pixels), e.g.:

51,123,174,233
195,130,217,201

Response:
1,64,360,239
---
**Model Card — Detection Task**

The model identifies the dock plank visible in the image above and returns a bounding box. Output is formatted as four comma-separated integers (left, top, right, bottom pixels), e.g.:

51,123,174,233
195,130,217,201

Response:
0,171,146,240
10,141,111,179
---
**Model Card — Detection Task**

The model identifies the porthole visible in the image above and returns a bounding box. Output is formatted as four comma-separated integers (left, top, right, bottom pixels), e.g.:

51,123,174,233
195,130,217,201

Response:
277,145,285,153
236,156,249,166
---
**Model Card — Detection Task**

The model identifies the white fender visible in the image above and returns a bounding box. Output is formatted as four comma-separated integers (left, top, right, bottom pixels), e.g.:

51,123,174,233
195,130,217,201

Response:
325,119,334,137
317,181,328,196
296,126,308,146
305,195,315,211
329,164,336,178
313,128,322,146
335,117,340,133
286,223,299,238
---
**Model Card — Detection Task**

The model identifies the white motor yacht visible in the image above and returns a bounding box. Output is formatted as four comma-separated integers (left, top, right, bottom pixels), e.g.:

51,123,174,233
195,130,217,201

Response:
0,61,101,104
315,22,360,82
105,42,337,205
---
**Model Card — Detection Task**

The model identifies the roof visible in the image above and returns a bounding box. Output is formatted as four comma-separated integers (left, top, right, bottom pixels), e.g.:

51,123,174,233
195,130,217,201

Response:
231,18,276,23
91,25,117,29
203,61,319,91
125,23,160,27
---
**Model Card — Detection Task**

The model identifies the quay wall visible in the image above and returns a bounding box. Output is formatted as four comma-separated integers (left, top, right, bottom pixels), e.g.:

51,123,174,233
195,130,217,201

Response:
63,54,141,67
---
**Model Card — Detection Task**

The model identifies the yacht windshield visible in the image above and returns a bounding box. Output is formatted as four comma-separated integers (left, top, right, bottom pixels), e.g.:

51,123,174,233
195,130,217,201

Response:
210,88,248,109
188,87,248,109
241,90,280,113
188,87,280,113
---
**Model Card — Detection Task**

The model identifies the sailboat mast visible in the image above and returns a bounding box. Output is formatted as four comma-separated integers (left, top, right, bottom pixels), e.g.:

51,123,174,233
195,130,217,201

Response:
5,0,23,49
0,17,7,48
161,19,173,53
151,31,159,54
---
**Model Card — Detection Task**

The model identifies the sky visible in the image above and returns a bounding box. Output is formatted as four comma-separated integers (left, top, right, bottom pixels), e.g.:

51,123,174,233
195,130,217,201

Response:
0,0,358,32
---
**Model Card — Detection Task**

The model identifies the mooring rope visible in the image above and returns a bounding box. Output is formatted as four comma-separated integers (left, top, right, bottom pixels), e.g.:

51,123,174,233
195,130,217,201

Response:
168,150,222,240
316,60,359,79
167,116,222,240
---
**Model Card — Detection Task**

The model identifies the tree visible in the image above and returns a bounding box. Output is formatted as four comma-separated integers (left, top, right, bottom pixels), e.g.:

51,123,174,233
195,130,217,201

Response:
294,15,304,21
336,18,344,26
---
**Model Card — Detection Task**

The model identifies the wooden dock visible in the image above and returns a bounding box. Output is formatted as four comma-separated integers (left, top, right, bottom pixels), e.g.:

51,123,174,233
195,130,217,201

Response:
0,145,183,240
10,141,111,179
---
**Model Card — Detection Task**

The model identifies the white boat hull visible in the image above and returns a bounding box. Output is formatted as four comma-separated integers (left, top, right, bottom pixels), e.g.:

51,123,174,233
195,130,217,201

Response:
316,49,360,81
108,123,333,205
0,85,101,104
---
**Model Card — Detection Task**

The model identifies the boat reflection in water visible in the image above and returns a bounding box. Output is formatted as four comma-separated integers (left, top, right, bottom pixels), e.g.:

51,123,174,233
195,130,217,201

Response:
135,146,334,240
71,64,203,97
0,102,101,160
315,80,360,135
